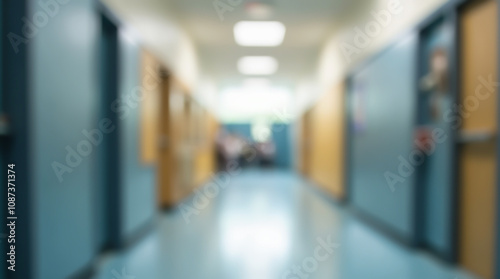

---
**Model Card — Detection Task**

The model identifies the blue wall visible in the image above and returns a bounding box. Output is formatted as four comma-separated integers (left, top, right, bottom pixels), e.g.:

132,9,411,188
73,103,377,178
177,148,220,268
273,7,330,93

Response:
31,0,99,278
349,33,418,241
28,2,157,278
118,30,156,239
224,123,291,168
272,124,291,168
224,123,252,139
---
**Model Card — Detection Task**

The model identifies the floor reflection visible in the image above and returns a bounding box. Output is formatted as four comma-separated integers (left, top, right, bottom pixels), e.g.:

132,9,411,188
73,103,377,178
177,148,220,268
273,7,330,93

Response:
93,169,481,279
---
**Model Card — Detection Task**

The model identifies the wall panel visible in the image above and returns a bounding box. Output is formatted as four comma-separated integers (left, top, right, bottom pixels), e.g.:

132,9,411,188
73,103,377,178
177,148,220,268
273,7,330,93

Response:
31,0,99,277
118,30,157,240
349,33,418,241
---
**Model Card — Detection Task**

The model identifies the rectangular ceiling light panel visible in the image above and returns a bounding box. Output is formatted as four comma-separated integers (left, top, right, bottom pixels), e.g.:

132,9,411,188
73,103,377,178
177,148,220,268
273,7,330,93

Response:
234,21,286,46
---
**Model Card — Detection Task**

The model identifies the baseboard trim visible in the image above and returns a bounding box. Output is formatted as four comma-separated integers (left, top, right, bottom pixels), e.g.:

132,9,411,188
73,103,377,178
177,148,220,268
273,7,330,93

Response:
349,206,416,248
122,216,156,250
300,174,347,207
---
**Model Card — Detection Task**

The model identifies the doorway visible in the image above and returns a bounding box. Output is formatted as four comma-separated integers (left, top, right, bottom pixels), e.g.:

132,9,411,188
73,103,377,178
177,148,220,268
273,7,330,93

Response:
96,12,121,250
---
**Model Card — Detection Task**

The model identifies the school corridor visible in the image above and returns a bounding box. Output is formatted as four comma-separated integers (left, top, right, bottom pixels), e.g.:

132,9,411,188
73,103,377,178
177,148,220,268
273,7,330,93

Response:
1,0,500,279
91,170,477,279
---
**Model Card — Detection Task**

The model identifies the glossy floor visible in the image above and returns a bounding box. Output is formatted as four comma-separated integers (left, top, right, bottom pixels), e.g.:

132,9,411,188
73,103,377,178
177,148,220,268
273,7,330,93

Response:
93,169,480,279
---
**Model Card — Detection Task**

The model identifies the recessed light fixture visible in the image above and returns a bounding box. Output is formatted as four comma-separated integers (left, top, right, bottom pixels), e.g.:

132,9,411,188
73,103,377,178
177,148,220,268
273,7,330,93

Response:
234,21,286,47
238,56,278,75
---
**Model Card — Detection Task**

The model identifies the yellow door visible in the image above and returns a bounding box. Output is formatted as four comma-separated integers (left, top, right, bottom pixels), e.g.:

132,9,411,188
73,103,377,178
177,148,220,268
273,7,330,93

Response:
309,83,345,200
157,70,176,208
459,1,498,278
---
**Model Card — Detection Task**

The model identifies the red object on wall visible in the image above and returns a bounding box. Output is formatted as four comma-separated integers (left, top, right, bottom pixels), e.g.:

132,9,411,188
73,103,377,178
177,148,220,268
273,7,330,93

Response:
415,127,433,153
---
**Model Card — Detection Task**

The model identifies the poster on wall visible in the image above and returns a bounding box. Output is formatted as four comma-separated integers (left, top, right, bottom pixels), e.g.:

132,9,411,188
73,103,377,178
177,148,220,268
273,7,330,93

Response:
419,46,450,123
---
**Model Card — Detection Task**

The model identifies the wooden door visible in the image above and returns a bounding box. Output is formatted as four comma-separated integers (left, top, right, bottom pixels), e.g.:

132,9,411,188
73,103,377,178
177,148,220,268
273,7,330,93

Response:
309,83,345,199
459,1,498,277
140,51,161,165
157,70,174,208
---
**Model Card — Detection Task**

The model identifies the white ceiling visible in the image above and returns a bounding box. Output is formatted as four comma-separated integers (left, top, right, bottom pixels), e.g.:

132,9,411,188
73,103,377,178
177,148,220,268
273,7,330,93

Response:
103,0,447,120
169,0,369,47
168,0,371,83
104,0,373,86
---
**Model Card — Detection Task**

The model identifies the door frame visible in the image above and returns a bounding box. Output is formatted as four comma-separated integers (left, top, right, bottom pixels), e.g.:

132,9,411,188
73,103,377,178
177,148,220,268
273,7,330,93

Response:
2,0,32,278
96,1,132,250
97,6,122,250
